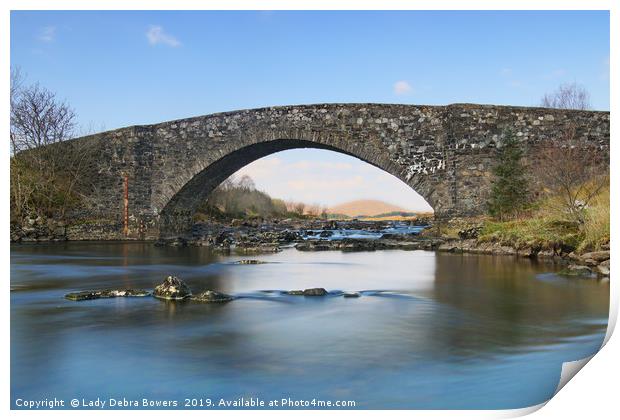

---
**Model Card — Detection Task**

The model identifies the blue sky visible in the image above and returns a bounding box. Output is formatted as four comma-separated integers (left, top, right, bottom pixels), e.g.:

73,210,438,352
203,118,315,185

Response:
10,11,610,210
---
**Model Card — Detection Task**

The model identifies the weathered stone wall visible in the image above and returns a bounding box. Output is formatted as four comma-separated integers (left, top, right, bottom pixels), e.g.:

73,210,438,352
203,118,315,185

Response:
61,103,609,239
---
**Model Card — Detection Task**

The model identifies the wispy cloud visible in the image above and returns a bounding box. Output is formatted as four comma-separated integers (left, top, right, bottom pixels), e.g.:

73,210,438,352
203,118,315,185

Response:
499,67,524,89
393,80,412,95
146,25,181,47
38,26,56,43
288,161,353,171
543,68,567,80
601,55,610,80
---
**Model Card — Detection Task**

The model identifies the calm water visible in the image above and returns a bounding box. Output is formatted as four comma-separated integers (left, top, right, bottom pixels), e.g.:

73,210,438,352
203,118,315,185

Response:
11,242,609,409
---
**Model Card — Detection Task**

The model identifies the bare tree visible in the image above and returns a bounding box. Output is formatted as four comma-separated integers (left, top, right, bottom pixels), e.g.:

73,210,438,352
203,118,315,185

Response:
306,203,322,217
11,82,76,155
236,174,255,191
293,202,306,216
10,68,24,112
10,73,92,219
305,203,328,218
540,82,591,110
534,125,608,223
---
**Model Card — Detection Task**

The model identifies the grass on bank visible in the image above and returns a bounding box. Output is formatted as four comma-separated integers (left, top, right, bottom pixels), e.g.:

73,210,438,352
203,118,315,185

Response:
579,186,610,251
435,179,609,253
477,182,609,252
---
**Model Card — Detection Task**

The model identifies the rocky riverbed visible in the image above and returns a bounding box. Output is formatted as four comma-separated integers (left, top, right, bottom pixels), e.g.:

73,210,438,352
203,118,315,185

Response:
11,216,610,280
65,276,357,303
154,218,430,251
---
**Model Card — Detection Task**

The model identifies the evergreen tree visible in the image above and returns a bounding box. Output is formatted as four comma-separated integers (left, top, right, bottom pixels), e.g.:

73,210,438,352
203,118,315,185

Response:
488,129,529,220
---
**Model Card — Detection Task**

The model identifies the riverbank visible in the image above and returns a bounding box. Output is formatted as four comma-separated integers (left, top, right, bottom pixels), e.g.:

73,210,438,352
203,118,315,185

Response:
429,214,610,280
10,214,609,280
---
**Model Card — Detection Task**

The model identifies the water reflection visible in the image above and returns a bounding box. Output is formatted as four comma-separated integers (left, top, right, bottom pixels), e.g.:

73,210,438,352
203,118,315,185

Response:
11,243,608,409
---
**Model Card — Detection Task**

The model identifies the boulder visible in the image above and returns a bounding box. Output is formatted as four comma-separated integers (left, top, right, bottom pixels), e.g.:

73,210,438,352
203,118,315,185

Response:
491,245,516,256
235,259,267,265
579,250,610,262
322,221,338,230
295,241,332,251
596,260,610,276
537,249,557,259
285,288,328,296
302,288,328,296
437,242,462,253
559,265,593,277
517,247,537,258
343,292,361,298
341,239,376,252
153,276,192,300
583,258,599,267
596,265,610,276
458,225,483,240
191,290,234,303
279,230,300,243
285,290,305,295
65,289,150,301
215,231,232,245
235,244,281,253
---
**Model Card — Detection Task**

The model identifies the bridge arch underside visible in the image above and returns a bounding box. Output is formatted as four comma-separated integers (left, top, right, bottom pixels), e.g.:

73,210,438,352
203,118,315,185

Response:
159,138,438,235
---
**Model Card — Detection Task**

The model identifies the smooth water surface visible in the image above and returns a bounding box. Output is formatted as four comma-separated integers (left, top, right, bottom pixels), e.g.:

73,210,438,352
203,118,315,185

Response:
11,242,609,409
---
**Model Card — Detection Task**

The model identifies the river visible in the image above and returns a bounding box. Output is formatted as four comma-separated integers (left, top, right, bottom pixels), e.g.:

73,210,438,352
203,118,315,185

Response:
10,242,609,409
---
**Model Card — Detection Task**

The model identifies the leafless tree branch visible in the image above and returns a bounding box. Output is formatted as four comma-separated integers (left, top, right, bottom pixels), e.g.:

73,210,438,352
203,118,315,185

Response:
540,82,591,110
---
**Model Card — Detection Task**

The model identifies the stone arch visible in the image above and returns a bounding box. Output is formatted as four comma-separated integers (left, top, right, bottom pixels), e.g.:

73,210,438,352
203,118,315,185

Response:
53,103,608,240
159,136,437,235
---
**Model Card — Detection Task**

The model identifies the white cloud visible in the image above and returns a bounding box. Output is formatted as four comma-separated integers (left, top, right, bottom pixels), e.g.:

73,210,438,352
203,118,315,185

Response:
234,157,282,179
288,161,353,171
543,68,567,80
509,80,524,88
286,176,365,191
38,26,56,43
601,55,610,80
500,68,524,88
393,80,412,95
146,25,181,47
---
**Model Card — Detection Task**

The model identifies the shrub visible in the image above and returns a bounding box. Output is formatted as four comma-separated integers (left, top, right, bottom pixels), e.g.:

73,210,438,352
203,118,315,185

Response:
487,129,530,220
579,185,610,251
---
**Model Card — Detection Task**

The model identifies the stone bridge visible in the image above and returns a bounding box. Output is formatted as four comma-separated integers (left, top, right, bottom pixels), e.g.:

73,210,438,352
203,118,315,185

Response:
66,103,609,239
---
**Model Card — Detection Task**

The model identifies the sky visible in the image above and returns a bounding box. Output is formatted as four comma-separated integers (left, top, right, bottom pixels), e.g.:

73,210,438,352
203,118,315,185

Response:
10,11,610,211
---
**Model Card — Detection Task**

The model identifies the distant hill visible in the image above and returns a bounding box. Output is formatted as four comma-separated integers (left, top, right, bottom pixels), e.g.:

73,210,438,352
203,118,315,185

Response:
327,200,413,218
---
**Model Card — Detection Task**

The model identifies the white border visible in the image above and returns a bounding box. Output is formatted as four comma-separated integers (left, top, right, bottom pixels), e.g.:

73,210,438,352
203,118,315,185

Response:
2,1,616,419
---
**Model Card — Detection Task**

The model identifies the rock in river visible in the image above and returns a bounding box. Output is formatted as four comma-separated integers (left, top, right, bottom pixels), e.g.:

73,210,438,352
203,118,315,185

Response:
286,288,329,296
191,290,235,303
235,259,267,265
65,289,150,301
285,290,305,295
343,292,361,298
153,276,192,300
303,288,328,296
558,265,594,277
